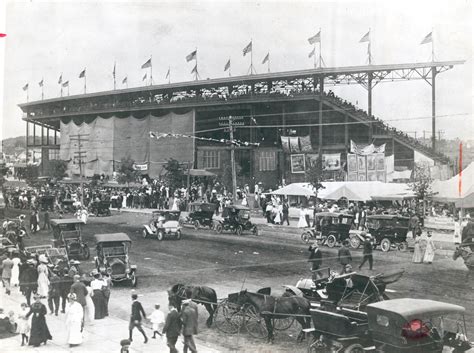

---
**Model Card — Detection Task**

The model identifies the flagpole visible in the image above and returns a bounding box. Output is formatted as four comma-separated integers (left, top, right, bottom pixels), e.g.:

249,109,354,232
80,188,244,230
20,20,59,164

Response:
431,28,435,62
168,66,171,84
41,79,44,100
267,52,270,73
250,39,254,74
150,55,153,86
195,48,198,81
318,28,324,68
113,61,116,90
26,87,29,102
84,69,87,94
368,28,372,65
313,42,316,68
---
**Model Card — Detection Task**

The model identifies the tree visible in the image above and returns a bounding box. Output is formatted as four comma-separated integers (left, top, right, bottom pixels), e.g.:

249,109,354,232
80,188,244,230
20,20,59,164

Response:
409,162,434,216
49,160,68,180
305,155,325,198
117,157,139,186
163,159,185,191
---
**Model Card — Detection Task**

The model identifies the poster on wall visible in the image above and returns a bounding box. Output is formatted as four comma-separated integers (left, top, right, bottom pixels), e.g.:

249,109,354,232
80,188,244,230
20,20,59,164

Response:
367,171,377,181
322,153,341,171
376,171,386,182
347,154,357,173
348,172,358,181
291,154,305,173
357,173,367,181
376,153,385,171
357,155,366,173
367,154,376,171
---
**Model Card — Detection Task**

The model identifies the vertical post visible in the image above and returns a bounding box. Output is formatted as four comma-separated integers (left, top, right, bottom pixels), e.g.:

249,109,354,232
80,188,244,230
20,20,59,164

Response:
368,72,373,142
229,117,237,202
54,130,57,146
431,67,437,151
150,55,153,85
187,161,191,202
319,76,324,151
26,122,29,165
344,114,349,149
41,125,44,146
46,127,50,146
33,123,36,148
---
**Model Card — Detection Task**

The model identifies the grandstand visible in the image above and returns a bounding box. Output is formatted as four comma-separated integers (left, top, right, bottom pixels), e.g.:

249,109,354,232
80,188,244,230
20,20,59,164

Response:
19,60,463,187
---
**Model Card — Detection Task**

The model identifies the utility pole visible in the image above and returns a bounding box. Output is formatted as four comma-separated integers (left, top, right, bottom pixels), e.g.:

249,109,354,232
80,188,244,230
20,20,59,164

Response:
219,116,244,201
70,134,89,206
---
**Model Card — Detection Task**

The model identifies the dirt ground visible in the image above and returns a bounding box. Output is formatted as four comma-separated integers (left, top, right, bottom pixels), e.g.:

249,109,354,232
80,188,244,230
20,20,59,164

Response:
9,208,474,352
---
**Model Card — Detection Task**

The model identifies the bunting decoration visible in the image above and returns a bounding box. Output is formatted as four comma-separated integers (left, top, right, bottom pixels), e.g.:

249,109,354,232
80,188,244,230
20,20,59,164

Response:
359,31,370,43
62,81,69,87
149,131,260,147
166,68,170,79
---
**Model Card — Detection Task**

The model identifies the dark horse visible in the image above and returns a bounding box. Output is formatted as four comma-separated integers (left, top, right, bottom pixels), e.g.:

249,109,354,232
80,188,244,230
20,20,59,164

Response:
168,283,217,327
235,289,311,343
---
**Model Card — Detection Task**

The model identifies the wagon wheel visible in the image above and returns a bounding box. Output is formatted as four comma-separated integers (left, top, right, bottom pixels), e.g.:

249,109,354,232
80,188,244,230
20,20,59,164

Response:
326,234,337,248
215,223,223,234
272,316,295,331
380,238,391,252
236,225,243,236
243,303,268,339
343,343,365,353
213,300,242,334
301,231,311,243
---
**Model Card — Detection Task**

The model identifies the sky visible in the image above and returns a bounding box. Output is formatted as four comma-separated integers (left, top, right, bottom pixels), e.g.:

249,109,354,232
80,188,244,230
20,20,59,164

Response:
0,0,472,141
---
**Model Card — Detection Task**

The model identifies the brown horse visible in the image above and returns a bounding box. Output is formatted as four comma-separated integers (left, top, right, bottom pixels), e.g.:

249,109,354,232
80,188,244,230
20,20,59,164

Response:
453,246,474,272
234,290,311,343
168,283,217,327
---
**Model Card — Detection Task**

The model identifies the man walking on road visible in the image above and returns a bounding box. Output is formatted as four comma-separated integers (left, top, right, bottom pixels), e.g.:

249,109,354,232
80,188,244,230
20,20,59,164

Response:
2,252,13,295
338,240,352,271
181,298,198,353
162,303,181,353
359,233,374,270
129,293,148,343
308,242,323,279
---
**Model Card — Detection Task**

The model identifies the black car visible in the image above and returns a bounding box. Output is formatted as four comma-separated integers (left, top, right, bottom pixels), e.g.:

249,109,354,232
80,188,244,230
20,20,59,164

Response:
181,202,217,229
215,205,258,236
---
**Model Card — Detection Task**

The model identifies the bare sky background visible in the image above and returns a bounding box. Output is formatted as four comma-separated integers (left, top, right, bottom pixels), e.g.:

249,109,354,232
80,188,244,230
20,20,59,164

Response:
0,0,472,141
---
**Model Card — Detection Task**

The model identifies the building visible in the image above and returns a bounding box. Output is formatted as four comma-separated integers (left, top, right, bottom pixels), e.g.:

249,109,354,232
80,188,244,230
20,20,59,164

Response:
19,60,462,188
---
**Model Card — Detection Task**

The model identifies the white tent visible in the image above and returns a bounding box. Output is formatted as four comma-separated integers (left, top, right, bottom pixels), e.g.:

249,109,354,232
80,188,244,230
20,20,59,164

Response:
431,162,474,202
270,183,316,196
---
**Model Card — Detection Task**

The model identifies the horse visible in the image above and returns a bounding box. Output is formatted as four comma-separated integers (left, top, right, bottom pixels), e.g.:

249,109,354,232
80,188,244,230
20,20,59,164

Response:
168,283,217,327
453,246,474,283
234,289,311,343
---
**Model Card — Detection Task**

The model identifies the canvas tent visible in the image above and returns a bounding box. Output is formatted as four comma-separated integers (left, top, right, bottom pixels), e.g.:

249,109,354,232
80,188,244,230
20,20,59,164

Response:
431,162,474,203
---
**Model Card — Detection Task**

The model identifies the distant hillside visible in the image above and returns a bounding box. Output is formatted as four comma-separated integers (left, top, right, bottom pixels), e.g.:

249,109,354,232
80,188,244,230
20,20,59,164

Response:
2,136,26,155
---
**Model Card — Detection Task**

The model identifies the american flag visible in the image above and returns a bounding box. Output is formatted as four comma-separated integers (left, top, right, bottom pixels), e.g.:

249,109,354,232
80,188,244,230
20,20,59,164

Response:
242,41,252,56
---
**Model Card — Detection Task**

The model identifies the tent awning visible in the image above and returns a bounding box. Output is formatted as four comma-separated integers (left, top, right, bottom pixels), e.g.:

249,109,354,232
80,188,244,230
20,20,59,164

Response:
270,183,316,196
188,169,216,177
324,185,367,201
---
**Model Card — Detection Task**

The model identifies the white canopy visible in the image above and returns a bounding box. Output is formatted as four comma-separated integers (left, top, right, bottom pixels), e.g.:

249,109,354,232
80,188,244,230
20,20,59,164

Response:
431,162,474,203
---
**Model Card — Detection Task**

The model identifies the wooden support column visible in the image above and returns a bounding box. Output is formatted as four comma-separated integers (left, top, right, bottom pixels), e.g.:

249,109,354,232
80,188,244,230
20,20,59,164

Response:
41,125,44,145
431,67,437,151
26,122,29,165
46,127,50,146
344,114,349,151
368,72,373,143
319,76,324,153
54,130,57,145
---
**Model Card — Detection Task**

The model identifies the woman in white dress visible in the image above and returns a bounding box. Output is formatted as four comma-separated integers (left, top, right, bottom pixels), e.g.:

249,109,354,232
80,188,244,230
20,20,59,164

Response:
84,285,95,325
10,255,21,287
65,293,84,347
80,208,88,224
297,206,308,228
274,204,282,225
36,255,50,298
423,231,436,264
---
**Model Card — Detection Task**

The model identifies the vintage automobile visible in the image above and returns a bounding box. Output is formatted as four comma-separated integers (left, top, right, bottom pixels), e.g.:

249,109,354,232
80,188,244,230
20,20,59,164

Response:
301,212,354,247
307,298,471,353
39,195,55,211
51,219,90,260
94,233,137,287
180,202,217,229
349,215,410,252
214,205,258,236
142,210,182,240
88,200,112,217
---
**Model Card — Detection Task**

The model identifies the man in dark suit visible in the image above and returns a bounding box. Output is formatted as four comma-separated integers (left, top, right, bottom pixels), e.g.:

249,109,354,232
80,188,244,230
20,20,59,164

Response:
308,242,323,279
129,294,148,343
162,303,181,353
181,299,198,353
359,233,374,270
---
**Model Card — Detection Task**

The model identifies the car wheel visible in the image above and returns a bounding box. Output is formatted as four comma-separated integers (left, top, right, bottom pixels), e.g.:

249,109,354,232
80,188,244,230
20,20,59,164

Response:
381,238,391,252
252,226,258,236
344,343,365,353
349,236,361,249
236,225,243,236
130,273,138,287
157,231,164,241
301,232,311,244
398,241,408,252
193,220,200,230
176,230,182,240
215,224,223,234
327,234,337,248
142,229,148,239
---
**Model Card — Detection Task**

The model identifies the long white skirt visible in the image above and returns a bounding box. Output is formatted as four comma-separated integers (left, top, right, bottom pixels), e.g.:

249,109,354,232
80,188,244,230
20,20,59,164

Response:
67,321,83,345
85,294,95,324
37,273,49,297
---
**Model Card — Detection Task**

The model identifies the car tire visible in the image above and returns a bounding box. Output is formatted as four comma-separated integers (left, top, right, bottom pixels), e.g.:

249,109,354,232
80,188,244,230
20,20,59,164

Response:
130,273,138,287
252,226,258,236
193,220,200,230
349,236,361,249
157,231,164,241
344,343,365,353
398,241,408,252
142,229,148,239
301,232,311,244
176,230,182,240
381,238,391,252
236,225,243,236
215,224,223,234
327,234,337,248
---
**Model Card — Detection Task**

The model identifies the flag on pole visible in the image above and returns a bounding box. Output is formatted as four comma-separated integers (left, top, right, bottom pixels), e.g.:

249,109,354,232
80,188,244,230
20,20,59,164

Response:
22,83,29,91
420,32,432,45
142,73,147,81
113,63,116,78
262,53,269,64
459,142,463,197
38,79,44,87
122,76,127,84
308,31,321,44
165,68,170,79
62,81,69,87
58,74,62,84
224,59,231,72
186,50,197,62
141,58,152,69
308,48,315,58
359,31,370,43
243,41,252,56
79,68,86,78
191,65,197,74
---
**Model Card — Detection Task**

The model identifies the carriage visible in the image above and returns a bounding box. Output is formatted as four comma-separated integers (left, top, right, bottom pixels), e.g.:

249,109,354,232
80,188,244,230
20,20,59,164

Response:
142,210,182,240
88,200,111,217
51,219,90,260
349,214,409,252
214,205,258,236
301,212,353,247
180,202,217,229
306,298,471,353
94,233,137,287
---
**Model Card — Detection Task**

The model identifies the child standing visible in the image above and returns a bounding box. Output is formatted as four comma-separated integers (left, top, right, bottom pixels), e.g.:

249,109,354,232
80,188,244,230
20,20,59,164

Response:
149,304,165,339
17,303,30,346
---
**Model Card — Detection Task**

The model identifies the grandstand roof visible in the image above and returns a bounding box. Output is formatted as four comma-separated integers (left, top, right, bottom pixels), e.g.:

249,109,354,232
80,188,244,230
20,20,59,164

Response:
19,60,464,109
